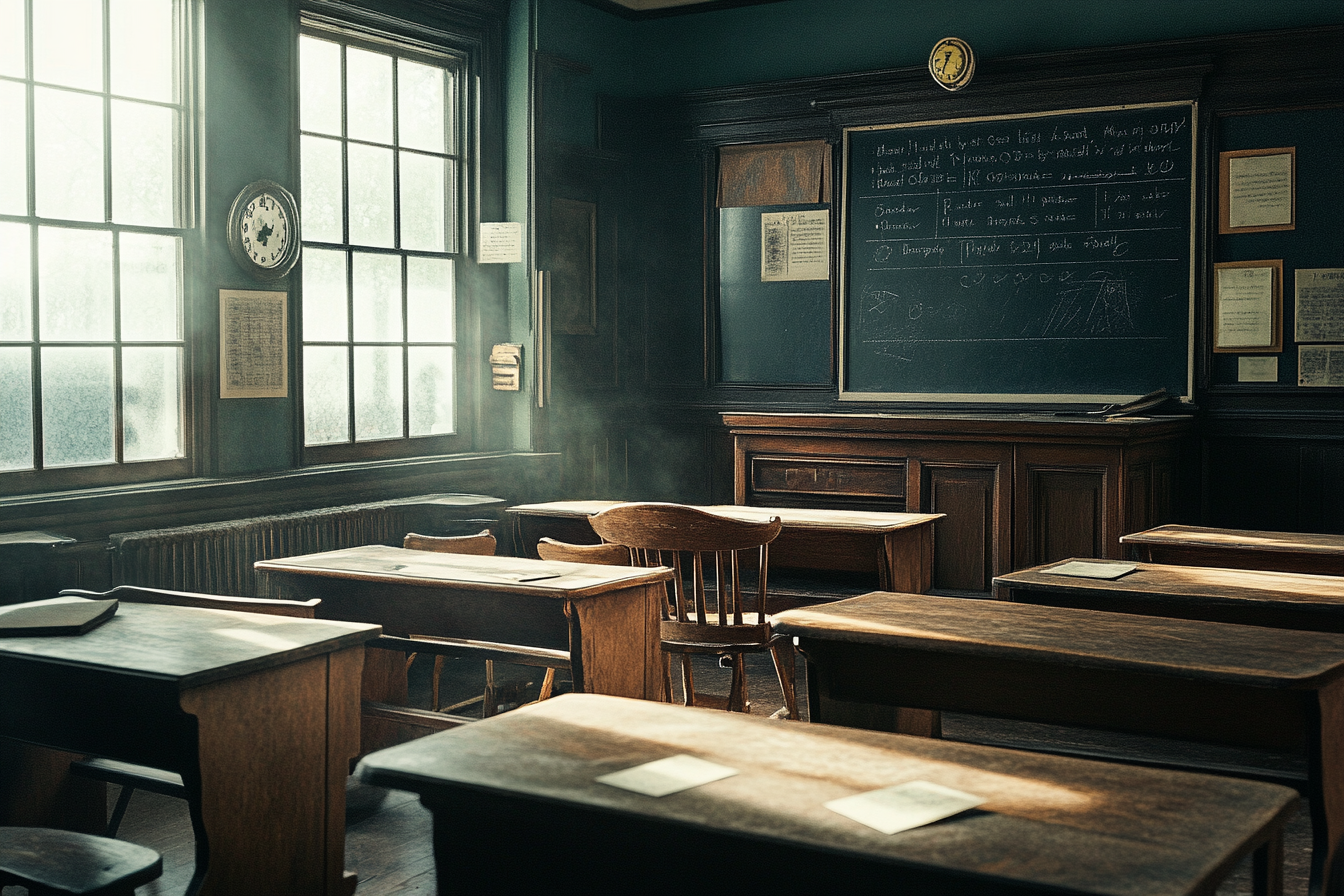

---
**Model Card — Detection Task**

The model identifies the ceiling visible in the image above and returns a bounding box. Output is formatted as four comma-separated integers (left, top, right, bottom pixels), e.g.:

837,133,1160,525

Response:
583,0,787,18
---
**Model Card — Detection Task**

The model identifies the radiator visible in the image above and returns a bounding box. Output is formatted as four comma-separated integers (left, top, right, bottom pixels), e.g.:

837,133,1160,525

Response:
109,494,500,596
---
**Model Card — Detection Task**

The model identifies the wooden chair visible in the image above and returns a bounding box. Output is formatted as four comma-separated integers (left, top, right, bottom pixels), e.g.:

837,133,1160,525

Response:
56,585,320,896
403,530,496,555
588,502,798,719
0,826,163,896
535,537,631,566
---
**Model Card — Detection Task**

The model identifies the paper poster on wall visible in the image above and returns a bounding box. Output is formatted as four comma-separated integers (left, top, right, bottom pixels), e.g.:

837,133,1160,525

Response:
761,209,829,281
1238,356,1278,383
1213,261,1281,353
1296,269,1344,343
479,222,523,263
1299,345,1344,387
220,289,287,399
1220,147,1294,233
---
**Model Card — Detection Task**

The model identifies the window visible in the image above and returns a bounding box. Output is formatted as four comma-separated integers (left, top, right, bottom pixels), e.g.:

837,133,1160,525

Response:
299,22,467,461
0,0,192,491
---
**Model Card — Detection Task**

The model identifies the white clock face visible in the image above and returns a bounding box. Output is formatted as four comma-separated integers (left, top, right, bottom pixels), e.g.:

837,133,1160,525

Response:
240,193,291,268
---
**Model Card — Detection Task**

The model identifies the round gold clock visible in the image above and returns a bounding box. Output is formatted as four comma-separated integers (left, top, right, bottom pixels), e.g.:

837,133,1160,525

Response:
929,37,975,92
226,179,301,280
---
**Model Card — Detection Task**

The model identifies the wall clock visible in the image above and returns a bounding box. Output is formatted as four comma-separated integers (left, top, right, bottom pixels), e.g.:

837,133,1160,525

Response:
929,37,976,92
226,179,301,280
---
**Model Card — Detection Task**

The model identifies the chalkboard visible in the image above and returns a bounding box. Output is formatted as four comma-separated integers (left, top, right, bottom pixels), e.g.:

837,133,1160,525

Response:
842,103,1195,402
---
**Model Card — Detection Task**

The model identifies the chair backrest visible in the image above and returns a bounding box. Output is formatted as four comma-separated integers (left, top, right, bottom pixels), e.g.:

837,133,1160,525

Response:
403,530,497,555
588,503,781,627
58,585,320,618
535,538,631,566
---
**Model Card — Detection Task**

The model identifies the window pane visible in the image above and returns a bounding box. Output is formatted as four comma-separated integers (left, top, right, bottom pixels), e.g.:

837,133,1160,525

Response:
300,36,342,136
352,252,401,342
0,81,25,214
119,232,181,341
39,227,113,340
0,222,31,340
41,345,115,466
0,0,24,78
34,87,105,222
406,256,453,343
112,101,177,227
301,135,344,243
399,152,445,252
302,247,348,342
0,347,33,470
354,345,402,441
348,143,394,247
397,59,444,153
445,158,458,252
303,345,349,444
33,0,102,91
122,345,181,460
111,0,174,102
409,346,453,436
346,47,392,145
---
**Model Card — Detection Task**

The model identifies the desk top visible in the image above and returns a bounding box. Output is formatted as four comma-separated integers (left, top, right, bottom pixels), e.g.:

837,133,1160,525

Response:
772,591,1344,689
506,500,942,532
1120,524,1344,555
0,601,378,689
356,692,1296,896
255,545,673,597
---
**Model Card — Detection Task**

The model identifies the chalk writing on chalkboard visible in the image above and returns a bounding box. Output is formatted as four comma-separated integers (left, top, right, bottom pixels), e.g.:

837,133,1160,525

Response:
842,103,1195,402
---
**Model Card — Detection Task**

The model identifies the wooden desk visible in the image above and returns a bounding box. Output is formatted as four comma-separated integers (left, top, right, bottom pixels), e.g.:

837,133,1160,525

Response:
994,558,1344,632
255,546,674,712
0,601,378,896
773,592,1344,896
354,692,1297,896
506,500,942,595
1121,524,1344,576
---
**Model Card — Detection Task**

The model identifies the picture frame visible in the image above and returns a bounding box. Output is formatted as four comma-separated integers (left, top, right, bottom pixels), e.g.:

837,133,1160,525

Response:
1212,259,1282,353
1219,147,1295,234
219,289,288,398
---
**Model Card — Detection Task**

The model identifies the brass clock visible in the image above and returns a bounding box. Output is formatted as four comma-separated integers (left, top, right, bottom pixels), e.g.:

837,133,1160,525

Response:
226,179,301,280
929,37,975,92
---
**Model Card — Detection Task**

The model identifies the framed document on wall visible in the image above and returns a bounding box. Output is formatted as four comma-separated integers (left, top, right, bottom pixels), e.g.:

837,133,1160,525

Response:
1213,260,1282,353
1219,147,1295,234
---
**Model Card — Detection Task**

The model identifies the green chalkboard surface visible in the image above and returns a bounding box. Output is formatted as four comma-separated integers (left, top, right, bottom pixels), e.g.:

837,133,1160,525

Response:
842,103,1195,402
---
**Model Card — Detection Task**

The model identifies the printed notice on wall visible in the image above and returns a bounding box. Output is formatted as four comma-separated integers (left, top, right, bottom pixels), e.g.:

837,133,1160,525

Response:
1296,269,1344,343
1299,345,1344,387
479,222,523,263
220,289,287,399
1227,152,1293,229
1238,356,1278,383
761,209,830,281
1216,265,1274,348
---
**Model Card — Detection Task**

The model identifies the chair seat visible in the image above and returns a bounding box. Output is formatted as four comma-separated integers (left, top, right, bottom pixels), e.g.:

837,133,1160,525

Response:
0,826,163,896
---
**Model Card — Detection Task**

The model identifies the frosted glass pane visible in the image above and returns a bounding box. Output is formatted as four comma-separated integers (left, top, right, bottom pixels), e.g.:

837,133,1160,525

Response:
122,346,181,460
303,345,349,445
399,152,445,252
354,345,402,441
34,87,105,222
301,135,344,243
0,347,33,471
407,256,454,343
0,222,31,341
33,0,102,91
0,82,25,215
39,227,113,340
302,247,348,342
112,101,177,227
119,232,181,340
348,144,394,248
0,0,24,78
397,59,444,153
346,47,392,144
111,0,174,102
409,346,454,436
300,36,342,137
444,159,458,252
352,252,401,342
41,346,114,466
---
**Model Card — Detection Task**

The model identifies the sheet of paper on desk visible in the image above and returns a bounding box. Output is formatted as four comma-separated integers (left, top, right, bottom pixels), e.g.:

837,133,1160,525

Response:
1047,560,1138,579
0,596,118,636
596,754,738,797
825,780,985,835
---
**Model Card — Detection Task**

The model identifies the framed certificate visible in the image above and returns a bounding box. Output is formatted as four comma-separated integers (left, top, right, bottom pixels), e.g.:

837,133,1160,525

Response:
1213,260,1282,353
1219,147,1295,234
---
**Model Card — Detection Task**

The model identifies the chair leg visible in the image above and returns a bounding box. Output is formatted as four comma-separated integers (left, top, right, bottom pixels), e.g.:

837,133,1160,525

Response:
679,654,695,707
769,639,800,720
726,654,750,713
105,784,135,838
661,650,675,703
431,655,445,711
482,660,499,718
537,667,556,702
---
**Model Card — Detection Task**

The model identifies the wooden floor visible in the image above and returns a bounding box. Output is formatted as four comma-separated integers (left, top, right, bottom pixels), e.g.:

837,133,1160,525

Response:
3,652,1313,896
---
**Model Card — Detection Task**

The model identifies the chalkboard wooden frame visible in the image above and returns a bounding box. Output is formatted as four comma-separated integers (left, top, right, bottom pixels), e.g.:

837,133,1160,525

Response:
839,102,1198,405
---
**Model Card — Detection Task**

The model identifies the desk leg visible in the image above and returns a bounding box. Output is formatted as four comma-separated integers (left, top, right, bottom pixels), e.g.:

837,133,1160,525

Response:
179,647,362,896
881,528,935,594
568,582,666,702
1311,676,1344,896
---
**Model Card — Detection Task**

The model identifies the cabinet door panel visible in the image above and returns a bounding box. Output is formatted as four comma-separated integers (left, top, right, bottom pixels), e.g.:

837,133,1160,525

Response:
922,464,1001,593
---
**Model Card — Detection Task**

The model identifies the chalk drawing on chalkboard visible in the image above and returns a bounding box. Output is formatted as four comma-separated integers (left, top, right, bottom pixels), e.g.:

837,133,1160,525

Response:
1043,271,1135,337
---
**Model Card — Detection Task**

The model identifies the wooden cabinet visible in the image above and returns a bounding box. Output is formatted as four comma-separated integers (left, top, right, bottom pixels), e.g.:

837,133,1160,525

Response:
724,413,1193,593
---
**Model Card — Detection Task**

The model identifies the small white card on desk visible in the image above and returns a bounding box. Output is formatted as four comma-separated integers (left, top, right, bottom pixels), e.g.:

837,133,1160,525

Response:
596,754,738,797
825,780,985,835
1047,560,1137,580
